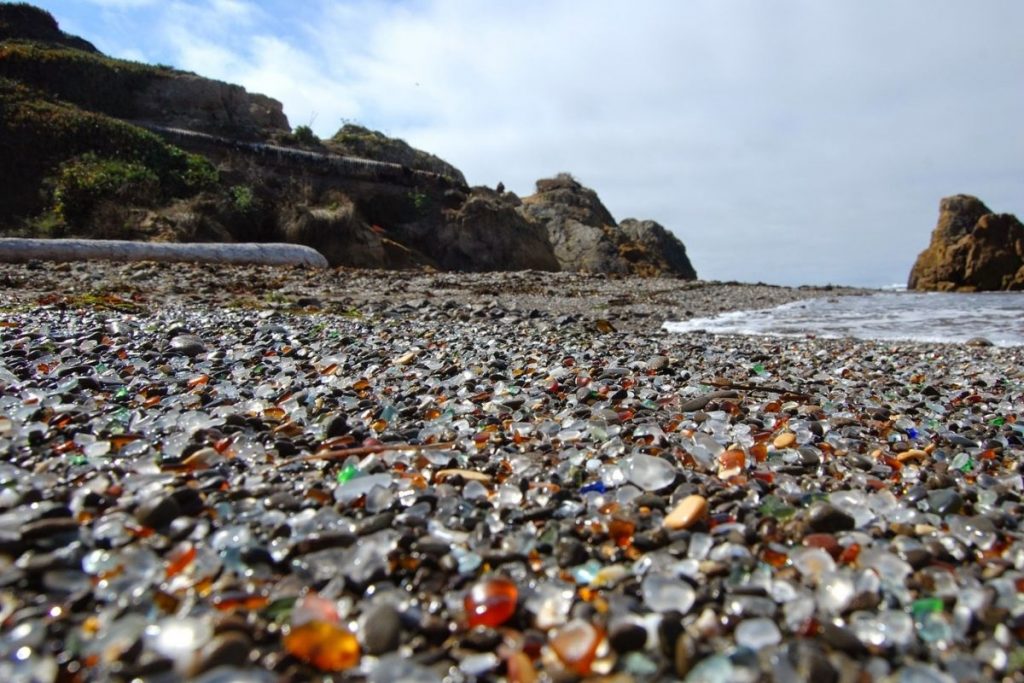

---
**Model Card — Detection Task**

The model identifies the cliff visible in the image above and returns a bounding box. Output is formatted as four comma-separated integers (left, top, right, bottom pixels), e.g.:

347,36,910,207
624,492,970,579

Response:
0,4,696,277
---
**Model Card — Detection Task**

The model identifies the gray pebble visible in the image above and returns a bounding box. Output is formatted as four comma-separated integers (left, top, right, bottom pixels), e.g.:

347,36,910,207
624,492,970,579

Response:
169,335,207,356
927,489,964,516
361,603,403,655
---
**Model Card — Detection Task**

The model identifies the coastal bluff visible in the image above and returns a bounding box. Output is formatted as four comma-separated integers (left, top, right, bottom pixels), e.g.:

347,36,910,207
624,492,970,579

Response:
0,3,695,277
908,195,1024,291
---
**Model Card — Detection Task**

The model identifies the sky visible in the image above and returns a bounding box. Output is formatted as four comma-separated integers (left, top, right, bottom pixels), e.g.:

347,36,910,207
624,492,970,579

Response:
26,0,1024,287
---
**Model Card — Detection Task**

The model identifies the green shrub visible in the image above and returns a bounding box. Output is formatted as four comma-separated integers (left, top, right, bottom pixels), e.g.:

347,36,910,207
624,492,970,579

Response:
230,184,256,212
293,124,318,145
53,154,159,225
409,189,429,214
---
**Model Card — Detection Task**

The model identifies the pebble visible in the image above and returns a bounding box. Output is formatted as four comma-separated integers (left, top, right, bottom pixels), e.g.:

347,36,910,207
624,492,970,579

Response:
0,262,1020,681
623,454,677,491
734,617,782,650
647,355,670,371
663,494,709,530
464,577,518,628
134,494,182,529
642,575,696,614
360,604,403,655
608,621,647,653
196,633,253,674
927,489,964,516
679,390,739,412
807,502,855,532
169,334,207,357
549,619,604,675
773,432,797,449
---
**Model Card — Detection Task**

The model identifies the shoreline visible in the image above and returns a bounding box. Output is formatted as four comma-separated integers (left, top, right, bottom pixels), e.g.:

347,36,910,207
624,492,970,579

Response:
0,262,1022,680
0,261,872,335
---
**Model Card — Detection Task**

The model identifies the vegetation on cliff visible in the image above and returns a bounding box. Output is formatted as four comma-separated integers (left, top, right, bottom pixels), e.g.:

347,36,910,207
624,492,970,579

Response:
0,77,217,236
0,40,163,117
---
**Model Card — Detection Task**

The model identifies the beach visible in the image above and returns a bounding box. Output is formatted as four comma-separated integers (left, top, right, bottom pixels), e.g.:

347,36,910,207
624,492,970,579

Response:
1,261,1022,682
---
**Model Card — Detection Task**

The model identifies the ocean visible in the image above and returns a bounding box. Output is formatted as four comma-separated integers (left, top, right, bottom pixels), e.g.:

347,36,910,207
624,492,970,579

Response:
663,291,1024,347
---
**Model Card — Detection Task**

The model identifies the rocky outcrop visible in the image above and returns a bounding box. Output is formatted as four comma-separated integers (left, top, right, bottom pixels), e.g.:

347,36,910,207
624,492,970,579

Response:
618,219,698,278
908,195,1024,291
519,174,696,278
274,188,560,272
282,197,432,270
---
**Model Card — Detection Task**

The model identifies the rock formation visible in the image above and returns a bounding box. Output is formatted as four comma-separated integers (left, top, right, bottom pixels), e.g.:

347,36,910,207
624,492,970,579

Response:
908,195,1024,291
519,174,697,278
136,74,289,137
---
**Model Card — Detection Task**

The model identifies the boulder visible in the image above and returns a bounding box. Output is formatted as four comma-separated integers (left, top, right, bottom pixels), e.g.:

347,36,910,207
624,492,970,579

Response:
908,195,1024,291
519,174,697,277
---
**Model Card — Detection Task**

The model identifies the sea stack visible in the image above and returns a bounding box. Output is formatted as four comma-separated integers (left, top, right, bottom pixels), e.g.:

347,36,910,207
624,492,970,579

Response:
908,195,1024,291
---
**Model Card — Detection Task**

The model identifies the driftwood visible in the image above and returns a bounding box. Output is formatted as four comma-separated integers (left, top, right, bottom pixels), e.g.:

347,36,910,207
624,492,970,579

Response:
0,238,328,267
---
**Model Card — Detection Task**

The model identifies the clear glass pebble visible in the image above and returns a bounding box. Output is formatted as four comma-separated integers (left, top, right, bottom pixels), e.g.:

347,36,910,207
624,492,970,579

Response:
622,453,677,490
642,574,695,614
734,618,781,650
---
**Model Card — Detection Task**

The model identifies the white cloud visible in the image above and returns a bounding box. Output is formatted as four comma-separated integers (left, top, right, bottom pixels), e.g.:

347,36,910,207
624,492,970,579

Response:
32,0,1024,285
81,0,159,7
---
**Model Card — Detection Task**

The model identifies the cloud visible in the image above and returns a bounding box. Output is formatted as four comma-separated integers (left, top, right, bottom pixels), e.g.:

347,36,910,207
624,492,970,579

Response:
31,0,1024,285
80,0,159,7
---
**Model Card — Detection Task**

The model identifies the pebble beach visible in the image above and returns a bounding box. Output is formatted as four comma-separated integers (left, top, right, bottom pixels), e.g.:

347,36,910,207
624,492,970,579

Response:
1,261,1022,682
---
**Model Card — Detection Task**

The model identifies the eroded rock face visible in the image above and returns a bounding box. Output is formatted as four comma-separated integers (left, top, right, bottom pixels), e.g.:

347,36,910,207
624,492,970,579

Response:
137,74,289,138
519,174,697,277
908,195,1024,291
